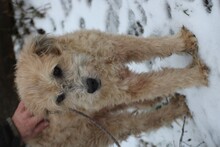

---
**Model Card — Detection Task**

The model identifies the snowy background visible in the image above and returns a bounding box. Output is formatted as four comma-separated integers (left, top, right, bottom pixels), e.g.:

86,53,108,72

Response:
15,0,220,146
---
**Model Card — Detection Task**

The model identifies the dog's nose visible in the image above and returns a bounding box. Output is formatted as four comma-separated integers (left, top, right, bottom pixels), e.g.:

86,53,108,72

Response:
56,93,66,104
86,78,101,93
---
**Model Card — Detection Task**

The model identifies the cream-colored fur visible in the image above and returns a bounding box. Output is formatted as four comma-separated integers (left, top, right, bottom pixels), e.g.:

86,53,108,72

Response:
15,27,208,147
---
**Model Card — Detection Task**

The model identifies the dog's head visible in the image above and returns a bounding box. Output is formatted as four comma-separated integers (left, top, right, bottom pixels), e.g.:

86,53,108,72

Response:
15,33,125,115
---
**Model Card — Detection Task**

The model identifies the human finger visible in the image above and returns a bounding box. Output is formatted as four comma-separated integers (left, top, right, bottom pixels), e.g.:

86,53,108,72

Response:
32,121,49,136
23,109,34,118
29,115,45,127
17,101,26,112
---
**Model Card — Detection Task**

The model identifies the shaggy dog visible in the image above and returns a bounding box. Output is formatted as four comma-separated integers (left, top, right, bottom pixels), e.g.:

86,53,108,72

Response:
15,27,208,147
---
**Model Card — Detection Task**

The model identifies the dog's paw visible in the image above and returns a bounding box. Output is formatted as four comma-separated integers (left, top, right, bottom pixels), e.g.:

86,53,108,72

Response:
180,26,198,55
198,62,210,86
190,57,210,86
170,93,191,117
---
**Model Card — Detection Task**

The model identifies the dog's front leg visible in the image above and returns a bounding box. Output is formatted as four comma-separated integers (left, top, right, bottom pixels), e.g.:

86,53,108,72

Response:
120,65,208,103
88,95,189,147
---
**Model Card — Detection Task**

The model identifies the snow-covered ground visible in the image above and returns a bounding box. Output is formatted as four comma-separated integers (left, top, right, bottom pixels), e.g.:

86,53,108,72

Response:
19,0,220,146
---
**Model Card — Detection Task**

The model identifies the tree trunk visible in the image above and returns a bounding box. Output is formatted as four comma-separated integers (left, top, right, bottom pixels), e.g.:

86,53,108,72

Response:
0,0,19,123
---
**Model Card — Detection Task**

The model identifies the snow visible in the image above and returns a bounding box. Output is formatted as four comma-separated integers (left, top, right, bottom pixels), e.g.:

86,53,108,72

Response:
23,0,220,146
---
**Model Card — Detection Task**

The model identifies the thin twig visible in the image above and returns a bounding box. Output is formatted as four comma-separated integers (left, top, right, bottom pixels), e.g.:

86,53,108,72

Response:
179,116,186,147
182,141,191,146
69,108,121,147
196,141,205,147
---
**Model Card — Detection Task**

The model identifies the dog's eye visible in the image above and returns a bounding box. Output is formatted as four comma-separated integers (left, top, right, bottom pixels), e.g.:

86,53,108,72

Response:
53,66,63,78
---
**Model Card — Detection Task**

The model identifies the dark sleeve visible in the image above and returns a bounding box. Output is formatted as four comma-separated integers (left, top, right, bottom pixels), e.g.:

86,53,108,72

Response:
0,118,25,147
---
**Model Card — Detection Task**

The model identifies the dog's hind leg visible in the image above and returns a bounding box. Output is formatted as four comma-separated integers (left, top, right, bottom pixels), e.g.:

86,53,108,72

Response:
109,27,197,63
88,94,190,147
70,27,196,63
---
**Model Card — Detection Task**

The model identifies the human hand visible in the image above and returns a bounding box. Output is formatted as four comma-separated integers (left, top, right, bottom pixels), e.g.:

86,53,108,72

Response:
12,101,49,142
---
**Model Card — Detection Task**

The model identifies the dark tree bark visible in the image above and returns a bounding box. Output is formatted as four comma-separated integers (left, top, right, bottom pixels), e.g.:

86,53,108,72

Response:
0,0,19,123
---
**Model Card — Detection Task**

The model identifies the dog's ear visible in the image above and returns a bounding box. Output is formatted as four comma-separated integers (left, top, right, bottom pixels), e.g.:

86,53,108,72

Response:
32,35,61,56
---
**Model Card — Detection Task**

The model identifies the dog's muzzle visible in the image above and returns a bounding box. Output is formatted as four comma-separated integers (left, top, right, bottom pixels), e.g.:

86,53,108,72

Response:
86,78,101,93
